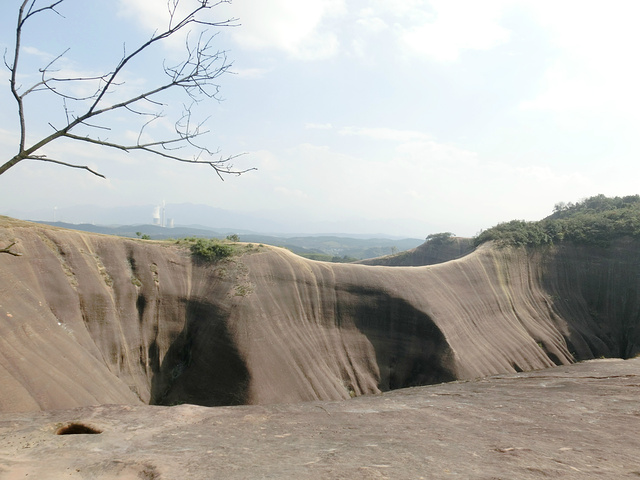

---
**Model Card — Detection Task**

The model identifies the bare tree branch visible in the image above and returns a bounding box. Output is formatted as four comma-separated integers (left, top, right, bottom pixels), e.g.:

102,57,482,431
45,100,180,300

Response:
23,0,64,22
62,132,253,178
1,0,252,181
23,156,106,178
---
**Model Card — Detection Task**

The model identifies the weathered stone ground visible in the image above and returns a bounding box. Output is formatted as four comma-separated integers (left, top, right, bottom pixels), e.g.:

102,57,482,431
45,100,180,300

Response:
1,358,639,479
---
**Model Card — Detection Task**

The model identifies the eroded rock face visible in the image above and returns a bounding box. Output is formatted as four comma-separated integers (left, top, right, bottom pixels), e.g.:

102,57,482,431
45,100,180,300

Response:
539,240,640,359
1,217,639,412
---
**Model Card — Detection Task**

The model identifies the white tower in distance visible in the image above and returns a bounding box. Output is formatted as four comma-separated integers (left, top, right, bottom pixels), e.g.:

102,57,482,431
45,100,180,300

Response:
152,206,161,226
152,202,168,227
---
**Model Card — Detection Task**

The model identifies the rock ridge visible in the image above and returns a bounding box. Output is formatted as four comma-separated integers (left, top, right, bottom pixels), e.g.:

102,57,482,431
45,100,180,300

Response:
1,217,639,412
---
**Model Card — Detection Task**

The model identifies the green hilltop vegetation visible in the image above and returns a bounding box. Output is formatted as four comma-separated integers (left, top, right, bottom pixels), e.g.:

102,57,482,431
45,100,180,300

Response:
174,235,263,262
474,194,640,248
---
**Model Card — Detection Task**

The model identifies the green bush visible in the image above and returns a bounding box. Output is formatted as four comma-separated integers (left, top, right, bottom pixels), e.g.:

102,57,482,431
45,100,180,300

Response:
190,238,234,261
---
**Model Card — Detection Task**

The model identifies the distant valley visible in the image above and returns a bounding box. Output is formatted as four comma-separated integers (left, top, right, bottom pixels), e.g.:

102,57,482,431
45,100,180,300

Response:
35,220,424,261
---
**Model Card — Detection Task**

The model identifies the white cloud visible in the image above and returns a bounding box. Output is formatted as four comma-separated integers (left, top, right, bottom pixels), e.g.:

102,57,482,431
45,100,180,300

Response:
234,141,485,225
340,126,432,142
9,0,640,238
274,186,309,199
512,165,589,189
305,123,333,130
244,149,282,173
117,0,194,32
231,67,271,79
399,0,512,61
119,0,513,64
350,37,367,58
366,0,426,18
395,140,479,168
228,0,347,60
22,46,55,61
356,15,388,34
519,1,640,122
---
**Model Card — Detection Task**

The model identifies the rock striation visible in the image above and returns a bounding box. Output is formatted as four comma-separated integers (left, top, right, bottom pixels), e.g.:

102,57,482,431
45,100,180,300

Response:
1,217,638,412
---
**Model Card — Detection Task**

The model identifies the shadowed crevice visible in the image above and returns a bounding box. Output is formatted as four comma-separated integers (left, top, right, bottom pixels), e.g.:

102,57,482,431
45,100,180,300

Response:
339,286,457,391
136,294,146,324
150,299,250,406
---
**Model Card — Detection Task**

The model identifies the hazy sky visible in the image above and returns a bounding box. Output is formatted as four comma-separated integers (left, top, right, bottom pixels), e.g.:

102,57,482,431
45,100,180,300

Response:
1,0,639,237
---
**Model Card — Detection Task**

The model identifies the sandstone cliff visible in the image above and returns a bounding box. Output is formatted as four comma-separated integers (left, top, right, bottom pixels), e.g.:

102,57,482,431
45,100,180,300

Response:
1,217,638,412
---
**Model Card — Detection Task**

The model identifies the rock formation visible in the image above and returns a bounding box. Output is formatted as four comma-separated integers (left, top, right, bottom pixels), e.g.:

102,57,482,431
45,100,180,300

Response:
1,216,638,413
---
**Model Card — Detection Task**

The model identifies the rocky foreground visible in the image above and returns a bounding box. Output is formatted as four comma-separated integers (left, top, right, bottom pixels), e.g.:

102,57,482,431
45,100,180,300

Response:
1,358,639,479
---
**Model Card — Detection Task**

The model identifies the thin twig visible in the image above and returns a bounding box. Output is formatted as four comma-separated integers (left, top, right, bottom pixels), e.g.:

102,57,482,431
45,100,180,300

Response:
23,156,106,178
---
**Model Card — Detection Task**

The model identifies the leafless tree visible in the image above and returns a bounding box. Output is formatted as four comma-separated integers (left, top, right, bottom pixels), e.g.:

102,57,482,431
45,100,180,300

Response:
1,0,254,180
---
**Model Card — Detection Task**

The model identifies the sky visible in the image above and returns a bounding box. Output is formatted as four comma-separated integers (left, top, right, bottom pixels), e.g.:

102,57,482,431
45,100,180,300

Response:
1,0,640,237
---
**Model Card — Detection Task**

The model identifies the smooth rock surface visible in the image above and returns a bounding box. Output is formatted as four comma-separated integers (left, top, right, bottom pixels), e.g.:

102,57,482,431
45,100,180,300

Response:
1,358,639,479
2,217,640,411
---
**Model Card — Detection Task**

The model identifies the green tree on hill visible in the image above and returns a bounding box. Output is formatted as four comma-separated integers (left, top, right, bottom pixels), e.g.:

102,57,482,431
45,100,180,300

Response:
425,232,455,245
474,195,640,248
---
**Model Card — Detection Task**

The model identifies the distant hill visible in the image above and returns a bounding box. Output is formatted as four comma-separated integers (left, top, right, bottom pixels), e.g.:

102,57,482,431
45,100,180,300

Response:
357,234,474,266
6,202,436,237
35,221,227,239
9,203,289,233
35,221,423,260
239,234,422,260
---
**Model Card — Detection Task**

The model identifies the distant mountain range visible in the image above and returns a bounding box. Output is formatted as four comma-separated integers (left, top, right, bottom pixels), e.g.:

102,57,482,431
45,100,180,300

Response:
35,220,424,260
5,202,430,239
10,203,287,233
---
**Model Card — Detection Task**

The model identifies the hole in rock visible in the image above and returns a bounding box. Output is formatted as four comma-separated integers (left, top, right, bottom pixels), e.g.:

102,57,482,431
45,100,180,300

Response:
56,423,102,435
